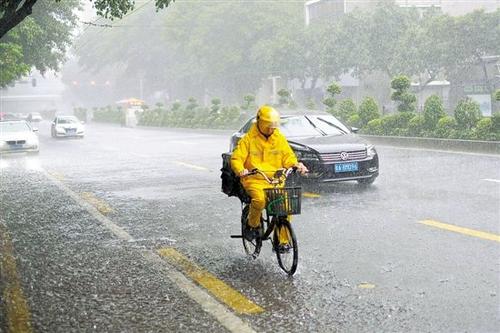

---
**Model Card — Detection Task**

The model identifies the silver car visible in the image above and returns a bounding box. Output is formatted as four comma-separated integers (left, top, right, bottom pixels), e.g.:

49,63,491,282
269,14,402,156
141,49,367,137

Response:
51,116,85,138
0,120,40,154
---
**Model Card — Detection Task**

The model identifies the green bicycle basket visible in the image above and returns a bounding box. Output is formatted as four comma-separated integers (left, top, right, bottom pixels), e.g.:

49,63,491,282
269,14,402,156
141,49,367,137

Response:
264,187,302,217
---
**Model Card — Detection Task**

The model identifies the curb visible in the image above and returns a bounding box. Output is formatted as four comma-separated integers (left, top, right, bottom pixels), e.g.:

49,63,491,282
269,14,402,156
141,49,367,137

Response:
360,135,500,155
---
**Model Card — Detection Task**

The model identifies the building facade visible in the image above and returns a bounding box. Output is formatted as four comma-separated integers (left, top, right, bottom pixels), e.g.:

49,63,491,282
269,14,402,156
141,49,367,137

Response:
305,0,499,25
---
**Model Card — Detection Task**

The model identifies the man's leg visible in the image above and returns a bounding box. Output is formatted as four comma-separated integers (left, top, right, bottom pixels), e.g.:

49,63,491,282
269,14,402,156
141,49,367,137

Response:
244,185,266,229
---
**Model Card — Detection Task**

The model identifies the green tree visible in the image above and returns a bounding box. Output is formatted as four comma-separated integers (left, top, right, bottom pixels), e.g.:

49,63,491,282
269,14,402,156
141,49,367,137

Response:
454,98,482,130
358,97,380,127
391,75,417,113
0,0,79,87
423,95,446,130
0,0,175,39
407,115,426,137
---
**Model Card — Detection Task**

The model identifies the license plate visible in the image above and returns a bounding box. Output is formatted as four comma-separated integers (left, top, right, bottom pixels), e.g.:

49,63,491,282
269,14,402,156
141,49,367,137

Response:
9,144,23,150
334,162,358,173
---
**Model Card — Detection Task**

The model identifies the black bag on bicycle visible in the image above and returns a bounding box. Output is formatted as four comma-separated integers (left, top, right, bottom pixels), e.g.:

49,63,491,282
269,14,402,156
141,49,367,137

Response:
221,152,241,197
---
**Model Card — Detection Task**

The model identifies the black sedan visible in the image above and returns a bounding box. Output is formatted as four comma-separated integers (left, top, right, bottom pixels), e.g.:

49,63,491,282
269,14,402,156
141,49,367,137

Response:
228,114,379,185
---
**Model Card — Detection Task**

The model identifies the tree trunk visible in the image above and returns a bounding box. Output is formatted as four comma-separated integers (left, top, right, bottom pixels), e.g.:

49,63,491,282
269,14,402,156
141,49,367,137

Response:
0,0,38,39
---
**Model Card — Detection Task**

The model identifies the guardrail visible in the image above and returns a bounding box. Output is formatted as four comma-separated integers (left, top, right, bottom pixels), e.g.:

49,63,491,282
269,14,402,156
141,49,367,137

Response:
360,135,500,155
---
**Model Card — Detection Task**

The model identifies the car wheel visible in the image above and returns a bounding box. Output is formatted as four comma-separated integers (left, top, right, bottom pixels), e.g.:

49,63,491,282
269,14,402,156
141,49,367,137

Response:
357,177,376,185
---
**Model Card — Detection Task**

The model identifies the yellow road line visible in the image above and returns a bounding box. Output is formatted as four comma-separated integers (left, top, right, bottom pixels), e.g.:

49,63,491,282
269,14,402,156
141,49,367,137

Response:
303,192,321,198
419,220,500,243
80,192,114,215
0,224,33,333
48,171,65,181
158,247,264,315
357,283,376,289
175,161,210,171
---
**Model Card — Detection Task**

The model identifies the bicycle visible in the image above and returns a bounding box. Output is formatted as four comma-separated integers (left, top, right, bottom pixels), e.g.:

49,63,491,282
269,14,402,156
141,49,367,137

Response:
231,168,302,276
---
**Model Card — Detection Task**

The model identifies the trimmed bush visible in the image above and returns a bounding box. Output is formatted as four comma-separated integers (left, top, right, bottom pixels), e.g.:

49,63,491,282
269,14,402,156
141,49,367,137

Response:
454,98,482,130
363,118,384,135
380,112,415,136
391,75,417,113
347,114,362,128
472,118,494,141
407,115,426,137
434,116,457,138
423,95,446,130
333,99,357,123
358,97,380,127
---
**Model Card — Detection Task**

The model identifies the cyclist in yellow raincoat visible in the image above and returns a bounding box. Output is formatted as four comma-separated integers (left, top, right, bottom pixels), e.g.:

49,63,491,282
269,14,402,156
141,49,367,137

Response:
231,105,308,247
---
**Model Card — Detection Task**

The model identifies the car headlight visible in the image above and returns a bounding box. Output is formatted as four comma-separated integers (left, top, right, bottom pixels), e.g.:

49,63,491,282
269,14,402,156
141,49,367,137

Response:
294,149,319,161
367,145,377,157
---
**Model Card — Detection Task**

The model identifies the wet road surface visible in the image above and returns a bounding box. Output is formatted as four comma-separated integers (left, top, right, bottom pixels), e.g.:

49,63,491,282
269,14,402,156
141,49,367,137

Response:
1,121,499,332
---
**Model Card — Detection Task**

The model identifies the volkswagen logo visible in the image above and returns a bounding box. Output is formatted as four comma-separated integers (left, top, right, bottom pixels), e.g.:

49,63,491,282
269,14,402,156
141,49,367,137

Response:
340,152,349,161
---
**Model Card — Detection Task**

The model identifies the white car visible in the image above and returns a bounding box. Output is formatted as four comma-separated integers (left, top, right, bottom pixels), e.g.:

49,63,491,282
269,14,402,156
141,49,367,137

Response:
51,116,85,138
0,120,39,154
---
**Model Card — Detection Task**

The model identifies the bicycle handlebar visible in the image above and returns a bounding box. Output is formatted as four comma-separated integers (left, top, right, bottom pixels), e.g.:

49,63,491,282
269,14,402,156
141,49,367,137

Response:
242,167,297,185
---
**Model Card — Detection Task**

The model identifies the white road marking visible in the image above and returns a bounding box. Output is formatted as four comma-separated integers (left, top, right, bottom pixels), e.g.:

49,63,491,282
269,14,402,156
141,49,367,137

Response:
482,179,500,183
43,170,256,333
175,161,210,171
130,153,152,158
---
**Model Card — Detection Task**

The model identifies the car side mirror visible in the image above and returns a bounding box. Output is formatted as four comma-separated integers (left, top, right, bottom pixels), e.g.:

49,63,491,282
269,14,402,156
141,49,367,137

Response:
351,127,359,133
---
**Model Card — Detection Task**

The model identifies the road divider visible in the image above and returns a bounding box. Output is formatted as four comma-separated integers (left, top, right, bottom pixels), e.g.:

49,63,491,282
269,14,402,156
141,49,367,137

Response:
419,220,500,243
158,247,264,315
0,223,33,333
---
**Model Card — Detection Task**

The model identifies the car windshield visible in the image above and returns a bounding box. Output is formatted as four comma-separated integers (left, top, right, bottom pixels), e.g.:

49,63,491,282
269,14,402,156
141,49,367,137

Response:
58,117,78,124
307,115,351,136
279,116,323,137
0,122,31,133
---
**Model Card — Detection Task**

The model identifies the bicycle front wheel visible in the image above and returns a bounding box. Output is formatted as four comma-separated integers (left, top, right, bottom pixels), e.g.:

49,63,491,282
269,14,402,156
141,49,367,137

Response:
273,219,298,276
241,205,262,259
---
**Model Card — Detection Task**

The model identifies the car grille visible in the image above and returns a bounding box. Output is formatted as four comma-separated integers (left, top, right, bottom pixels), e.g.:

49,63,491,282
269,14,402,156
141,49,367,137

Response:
7,140,26,145
320,150,367,164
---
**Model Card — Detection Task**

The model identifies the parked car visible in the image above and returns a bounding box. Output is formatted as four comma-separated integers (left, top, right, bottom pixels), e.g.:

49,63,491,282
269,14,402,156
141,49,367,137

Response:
0,113,20,121
27,112,43,122
0,120,39,154
228,113,379,185
51,115,85,138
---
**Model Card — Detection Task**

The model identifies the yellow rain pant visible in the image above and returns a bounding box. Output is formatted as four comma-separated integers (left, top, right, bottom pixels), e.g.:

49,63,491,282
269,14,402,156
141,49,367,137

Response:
243,180,290,245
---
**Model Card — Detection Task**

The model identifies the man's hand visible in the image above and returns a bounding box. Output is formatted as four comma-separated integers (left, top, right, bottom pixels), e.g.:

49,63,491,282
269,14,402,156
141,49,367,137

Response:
239,169,249,177
295,162,309,175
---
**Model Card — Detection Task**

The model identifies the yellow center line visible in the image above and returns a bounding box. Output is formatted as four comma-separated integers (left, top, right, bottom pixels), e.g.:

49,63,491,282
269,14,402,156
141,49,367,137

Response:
0,224,33,333
419,220,500,243
80,192,114,215
158,247,264,315
303,192,321,198
175,161,210,171
358,283,376,289
48,171,65,181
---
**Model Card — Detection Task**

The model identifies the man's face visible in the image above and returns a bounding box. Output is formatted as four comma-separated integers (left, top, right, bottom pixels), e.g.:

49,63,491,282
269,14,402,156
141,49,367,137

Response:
258,120,278,136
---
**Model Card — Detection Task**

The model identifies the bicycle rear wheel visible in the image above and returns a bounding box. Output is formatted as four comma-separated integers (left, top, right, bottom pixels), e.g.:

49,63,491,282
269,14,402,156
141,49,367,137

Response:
273,219,298,276
241,205,262,259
